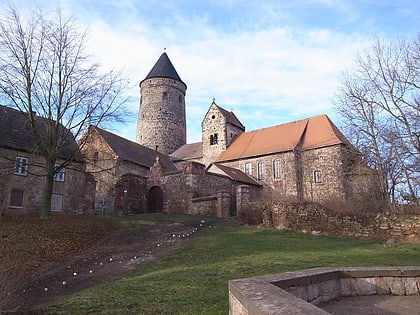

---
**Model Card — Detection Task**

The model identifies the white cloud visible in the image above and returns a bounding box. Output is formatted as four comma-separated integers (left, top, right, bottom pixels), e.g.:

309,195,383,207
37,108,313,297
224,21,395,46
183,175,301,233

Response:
1,0,414,144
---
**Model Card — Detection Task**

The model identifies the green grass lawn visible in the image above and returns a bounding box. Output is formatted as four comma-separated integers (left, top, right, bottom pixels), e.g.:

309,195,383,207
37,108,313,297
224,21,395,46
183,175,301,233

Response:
32,215,420,315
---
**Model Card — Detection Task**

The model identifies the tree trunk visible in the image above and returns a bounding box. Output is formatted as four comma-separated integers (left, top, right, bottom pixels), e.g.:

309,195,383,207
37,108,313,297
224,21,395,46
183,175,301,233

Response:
40,159,55,220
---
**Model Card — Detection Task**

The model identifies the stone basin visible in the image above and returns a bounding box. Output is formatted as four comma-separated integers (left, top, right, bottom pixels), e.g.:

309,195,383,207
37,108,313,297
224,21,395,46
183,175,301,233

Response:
228,266,420,314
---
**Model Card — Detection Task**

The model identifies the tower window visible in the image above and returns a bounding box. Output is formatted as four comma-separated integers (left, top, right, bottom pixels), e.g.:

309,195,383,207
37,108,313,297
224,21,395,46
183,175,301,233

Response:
210,133,218,145
314,170,322,183
162,92,168,101
178,95,182,103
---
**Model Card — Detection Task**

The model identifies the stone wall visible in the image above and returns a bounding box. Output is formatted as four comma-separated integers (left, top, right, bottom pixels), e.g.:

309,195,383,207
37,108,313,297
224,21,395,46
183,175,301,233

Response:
82,128,150,214
256,201,420,240
202,103,229,165
137,77,186,155
0,148,94,215
229,267,420,315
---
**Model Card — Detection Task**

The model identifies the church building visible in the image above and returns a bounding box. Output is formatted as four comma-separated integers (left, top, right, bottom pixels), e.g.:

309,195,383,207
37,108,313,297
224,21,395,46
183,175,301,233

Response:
81,52,374,216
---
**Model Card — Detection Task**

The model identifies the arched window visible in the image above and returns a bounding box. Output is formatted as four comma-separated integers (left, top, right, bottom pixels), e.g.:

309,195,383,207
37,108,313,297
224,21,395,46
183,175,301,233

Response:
273,159,281,179
210,133,218,145
162,92,168,101
257,161,264,180
244,162,252,175
314,170,322,183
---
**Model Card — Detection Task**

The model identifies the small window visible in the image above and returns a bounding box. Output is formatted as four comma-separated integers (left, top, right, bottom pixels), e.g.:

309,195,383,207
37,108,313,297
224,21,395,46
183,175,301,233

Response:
54,164,65,182
93,152,99,164
9,189,24,208
51,194,63,212
162,92,168,101
273,159,281,179
210,133,218,145
257,161,264,180
244,162,252,175
178,95,182,103
14,157,28,176
314,170,322,183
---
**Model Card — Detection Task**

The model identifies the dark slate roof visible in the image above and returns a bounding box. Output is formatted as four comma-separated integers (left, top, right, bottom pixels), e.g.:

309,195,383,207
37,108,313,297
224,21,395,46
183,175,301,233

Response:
170,142,203,161
215,103,245,130
207,163,261,186
0,105,82,161
141,52,185,86
94,126,178,172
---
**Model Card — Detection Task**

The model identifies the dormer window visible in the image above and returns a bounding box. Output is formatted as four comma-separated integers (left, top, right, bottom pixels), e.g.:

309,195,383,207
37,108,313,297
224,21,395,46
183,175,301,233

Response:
210,133,218,145
162,92,168,101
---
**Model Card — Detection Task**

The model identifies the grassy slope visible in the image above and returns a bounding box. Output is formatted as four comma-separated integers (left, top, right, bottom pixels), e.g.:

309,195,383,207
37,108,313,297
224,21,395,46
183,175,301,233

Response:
34,218,420,315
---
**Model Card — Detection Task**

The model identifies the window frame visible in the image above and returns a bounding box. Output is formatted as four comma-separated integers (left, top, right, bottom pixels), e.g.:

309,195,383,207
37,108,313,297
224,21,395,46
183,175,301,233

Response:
210,133,218,145
14,156,28,176
273,159,281,180
314,170,322,184
54,164,66,182
244,162,252,175
9,189,24,208
51,193,63,212
257,161,264,180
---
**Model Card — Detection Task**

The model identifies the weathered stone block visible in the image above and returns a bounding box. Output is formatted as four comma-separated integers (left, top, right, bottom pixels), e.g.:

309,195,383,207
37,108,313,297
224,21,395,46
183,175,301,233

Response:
404,278,419,295
374,277,393,295
356,277,377,295
389,278,406,295
340,278,358,296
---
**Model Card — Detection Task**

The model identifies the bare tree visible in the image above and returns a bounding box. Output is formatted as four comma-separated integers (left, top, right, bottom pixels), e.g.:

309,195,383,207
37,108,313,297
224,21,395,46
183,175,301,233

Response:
0,6,127,219
335,35,419,207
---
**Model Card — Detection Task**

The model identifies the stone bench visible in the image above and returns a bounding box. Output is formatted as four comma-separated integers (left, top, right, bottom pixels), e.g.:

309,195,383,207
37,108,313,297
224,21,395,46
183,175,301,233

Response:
228,266,420,314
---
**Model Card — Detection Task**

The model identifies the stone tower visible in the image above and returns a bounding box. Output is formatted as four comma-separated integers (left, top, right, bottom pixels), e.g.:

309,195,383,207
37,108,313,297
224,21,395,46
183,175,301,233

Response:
201,100,245,165
136,52,187,155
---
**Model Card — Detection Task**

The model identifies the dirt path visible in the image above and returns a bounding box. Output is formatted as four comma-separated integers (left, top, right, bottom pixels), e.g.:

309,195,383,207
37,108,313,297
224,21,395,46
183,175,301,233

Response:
16,218,214,313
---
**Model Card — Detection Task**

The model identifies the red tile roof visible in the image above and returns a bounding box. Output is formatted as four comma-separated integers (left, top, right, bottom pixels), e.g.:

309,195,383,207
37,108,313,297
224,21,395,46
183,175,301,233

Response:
216,114,350,162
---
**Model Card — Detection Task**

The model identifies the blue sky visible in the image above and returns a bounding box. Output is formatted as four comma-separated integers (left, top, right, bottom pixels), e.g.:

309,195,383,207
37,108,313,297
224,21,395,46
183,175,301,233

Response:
1,0,419,143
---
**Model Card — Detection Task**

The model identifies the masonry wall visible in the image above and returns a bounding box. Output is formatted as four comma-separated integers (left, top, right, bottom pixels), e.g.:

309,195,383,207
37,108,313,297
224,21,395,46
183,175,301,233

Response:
201,103,228,165
137,77,186,155
300,145,348,202
218,144,366,207
158,162,235,216
259,201,420,241
0,148,93,215
81,129,149,214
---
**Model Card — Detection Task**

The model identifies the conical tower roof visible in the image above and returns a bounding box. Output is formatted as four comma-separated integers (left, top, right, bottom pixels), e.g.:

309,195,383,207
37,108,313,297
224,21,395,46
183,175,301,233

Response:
141,52,185,86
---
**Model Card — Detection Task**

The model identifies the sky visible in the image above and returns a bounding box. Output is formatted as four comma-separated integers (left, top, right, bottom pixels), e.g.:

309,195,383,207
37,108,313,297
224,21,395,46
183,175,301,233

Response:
1,0,419,143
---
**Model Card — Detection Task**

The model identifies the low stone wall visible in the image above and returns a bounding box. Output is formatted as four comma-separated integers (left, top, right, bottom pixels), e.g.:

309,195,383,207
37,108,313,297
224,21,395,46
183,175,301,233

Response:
259,201,420,240
229,266,420,315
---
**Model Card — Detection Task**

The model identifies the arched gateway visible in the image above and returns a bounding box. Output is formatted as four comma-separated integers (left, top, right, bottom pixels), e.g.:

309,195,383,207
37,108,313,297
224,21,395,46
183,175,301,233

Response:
147,186,163,213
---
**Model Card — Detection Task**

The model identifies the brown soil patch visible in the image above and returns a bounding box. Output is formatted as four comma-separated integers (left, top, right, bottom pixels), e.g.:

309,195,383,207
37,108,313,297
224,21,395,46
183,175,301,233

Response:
7,217,215,313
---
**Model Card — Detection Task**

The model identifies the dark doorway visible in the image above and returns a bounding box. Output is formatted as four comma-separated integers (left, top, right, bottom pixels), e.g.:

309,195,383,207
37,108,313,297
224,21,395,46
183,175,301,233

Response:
147,186,163,213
